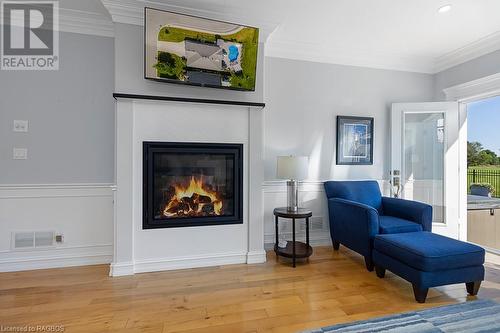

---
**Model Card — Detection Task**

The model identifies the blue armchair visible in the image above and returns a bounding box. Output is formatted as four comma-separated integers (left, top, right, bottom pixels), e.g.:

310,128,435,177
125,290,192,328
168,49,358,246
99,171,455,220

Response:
324,180,432,271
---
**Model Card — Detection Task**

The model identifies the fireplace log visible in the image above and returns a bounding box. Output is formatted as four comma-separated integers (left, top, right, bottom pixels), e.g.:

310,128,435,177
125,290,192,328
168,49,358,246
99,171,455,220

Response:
182,196,199,212
197,195,212,204
166,200,191,215
201,203,215,215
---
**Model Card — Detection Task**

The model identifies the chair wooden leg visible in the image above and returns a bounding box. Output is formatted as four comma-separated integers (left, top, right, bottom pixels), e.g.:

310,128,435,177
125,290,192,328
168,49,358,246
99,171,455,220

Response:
466,281,481,296
364,256,374,272
332,241,340,251
375,266,385,278
412,284,428,303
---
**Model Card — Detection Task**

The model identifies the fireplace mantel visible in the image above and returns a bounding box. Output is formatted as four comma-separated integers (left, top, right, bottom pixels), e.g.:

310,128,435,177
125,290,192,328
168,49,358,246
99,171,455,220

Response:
113,93,266,108
111,97,265,276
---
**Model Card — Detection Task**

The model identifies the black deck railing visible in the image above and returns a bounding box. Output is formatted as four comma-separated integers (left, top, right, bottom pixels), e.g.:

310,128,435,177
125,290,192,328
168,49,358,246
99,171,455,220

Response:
467,169,500,197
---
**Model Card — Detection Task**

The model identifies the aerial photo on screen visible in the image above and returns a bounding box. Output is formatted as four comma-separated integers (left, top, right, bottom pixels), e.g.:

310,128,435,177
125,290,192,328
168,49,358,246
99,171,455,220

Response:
144,8,259,91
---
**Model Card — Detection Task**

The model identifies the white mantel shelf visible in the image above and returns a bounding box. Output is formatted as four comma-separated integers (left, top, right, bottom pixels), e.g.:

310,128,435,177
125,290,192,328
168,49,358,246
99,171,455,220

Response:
113,93,266,109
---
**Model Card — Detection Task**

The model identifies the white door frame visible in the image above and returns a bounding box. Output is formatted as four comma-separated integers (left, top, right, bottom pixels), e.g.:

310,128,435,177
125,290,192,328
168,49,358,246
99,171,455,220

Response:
443,72,500,242
392,102,459,239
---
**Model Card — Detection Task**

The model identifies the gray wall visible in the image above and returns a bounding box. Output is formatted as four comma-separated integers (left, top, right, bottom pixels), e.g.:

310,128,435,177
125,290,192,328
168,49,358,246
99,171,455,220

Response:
434,50,500,100
114,23,265,104
264,57,435,181
6,24,484,185
0,32,115,184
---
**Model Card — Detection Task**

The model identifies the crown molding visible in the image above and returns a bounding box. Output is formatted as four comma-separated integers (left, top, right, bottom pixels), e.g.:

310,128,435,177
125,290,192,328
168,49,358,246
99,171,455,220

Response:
443,72,500,102
101,0,143,26
266,30,500,74
434,31,500,73
59,8,114,38
265,39,436,74
101,0,279,40
99,0,500,73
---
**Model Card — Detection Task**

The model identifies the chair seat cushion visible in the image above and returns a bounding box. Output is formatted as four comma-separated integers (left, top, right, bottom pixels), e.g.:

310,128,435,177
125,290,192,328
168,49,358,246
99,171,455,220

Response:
374,232,485,272
379,215,423,234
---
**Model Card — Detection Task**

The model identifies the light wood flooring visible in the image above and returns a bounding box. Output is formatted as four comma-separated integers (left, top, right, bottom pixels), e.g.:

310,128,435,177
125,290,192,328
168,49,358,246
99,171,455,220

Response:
1,246,500,333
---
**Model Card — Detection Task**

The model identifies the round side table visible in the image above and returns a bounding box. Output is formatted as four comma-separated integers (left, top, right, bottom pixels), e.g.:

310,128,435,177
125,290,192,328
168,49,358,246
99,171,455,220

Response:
273,207,313,267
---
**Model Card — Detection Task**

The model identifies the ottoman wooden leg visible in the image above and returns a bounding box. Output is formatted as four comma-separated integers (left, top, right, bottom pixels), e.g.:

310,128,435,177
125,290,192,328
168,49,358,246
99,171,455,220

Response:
364,256,374,272
375,266,386,278
412,285,429,303
466,281,482,296
333,241,340,251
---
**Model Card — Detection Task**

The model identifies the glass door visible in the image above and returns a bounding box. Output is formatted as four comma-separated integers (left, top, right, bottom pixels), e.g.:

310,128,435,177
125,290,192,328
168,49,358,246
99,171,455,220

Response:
391,102,461,239
403,112,445,223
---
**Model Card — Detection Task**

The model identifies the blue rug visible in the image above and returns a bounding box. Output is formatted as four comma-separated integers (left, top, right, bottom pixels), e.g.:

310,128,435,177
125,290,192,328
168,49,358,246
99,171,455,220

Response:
307,300,500,332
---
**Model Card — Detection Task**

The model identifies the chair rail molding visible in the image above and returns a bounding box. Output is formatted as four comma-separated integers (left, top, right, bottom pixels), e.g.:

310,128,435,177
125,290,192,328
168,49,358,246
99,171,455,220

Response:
0,183,116,198
262,180,325,193
262,179,390,194
443,72,500,102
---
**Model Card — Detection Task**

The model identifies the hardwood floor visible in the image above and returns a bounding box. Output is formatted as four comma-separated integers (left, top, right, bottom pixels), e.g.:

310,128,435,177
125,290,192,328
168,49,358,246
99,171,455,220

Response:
1,246,499,333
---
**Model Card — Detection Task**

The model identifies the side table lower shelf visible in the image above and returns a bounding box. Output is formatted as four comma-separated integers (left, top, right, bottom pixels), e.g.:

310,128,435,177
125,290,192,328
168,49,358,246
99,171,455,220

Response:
274,241,313,260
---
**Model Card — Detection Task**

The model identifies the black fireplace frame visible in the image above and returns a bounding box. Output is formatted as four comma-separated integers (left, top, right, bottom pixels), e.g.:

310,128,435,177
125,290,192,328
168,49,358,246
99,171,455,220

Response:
143,142,243,229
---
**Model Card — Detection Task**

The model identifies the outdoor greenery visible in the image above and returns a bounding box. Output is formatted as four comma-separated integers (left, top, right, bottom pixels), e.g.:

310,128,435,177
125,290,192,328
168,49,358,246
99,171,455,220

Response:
467,141,500,197
224,27,259,90
154,52,186,80
158,27,217,43
467,141,500,166
156,26,258,90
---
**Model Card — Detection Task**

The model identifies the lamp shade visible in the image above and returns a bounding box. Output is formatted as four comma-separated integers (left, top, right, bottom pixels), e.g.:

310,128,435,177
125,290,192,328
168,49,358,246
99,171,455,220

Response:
276,156,309,180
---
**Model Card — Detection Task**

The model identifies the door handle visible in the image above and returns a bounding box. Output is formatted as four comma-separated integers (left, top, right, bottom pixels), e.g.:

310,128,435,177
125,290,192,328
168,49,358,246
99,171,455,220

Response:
390,170,402,198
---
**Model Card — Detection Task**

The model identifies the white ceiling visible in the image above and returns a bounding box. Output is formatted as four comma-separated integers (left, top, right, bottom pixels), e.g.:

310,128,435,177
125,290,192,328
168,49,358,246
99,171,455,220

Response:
60,0,500,73
266,0,500,73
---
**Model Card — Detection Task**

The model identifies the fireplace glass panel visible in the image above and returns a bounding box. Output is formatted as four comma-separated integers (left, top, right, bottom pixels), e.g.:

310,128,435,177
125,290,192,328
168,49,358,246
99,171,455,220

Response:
143,142,243,229
153,153,235,219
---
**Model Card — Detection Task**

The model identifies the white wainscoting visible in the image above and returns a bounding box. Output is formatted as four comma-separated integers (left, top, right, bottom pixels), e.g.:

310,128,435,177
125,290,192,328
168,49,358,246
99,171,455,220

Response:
262,180,390,250
0,184,115,272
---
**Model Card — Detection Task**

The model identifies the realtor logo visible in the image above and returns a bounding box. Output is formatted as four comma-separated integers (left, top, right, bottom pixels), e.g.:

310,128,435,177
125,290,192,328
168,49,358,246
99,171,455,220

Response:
1,1,59,70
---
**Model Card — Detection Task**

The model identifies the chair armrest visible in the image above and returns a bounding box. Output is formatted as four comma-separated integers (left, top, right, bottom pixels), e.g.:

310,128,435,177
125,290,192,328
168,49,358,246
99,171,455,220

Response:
328,198,379,240
382,197,432,232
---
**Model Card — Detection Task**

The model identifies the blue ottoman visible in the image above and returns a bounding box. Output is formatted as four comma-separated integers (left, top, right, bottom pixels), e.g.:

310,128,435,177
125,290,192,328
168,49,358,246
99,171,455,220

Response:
373,231,485,303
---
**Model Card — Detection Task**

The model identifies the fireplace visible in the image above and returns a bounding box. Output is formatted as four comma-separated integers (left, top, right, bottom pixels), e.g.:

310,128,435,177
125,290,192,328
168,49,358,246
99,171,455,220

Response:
143,142,243,229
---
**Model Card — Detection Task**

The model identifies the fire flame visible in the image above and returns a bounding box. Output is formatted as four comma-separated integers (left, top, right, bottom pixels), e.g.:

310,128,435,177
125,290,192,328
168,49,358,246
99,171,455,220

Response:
163,176,223,217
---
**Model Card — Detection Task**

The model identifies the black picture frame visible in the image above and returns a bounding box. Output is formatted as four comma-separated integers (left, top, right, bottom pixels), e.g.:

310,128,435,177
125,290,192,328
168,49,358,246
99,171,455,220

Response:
336,116,374,165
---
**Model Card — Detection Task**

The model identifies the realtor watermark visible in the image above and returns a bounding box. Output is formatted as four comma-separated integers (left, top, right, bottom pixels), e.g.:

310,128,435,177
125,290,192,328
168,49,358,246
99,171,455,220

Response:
0,325,64,332
1,1,59,70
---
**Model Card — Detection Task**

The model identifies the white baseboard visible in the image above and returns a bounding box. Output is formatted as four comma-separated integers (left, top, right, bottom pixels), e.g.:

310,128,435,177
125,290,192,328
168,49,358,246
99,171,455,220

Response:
109,250,267,276
109,261,134,276
246,250,267,264
131,251,248,275
0,244,113,272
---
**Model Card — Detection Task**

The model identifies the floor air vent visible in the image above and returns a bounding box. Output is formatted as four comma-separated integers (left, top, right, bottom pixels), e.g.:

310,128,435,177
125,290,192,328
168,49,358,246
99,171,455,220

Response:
12,231,55,250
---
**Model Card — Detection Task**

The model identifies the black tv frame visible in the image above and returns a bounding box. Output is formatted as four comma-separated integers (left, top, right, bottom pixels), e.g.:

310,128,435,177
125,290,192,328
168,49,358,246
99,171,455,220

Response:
143,7,259,92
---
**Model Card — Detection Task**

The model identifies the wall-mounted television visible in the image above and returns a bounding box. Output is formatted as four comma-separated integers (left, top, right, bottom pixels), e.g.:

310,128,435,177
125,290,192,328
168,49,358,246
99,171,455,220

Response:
144,7,259,91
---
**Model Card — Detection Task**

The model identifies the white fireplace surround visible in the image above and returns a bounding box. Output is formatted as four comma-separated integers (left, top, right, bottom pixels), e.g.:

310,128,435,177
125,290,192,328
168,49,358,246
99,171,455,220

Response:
111,97,266,276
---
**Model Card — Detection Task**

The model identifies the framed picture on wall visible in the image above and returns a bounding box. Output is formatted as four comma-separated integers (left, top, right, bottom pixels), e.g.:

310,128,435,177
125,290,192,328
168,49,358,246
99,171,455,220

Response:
336,116,374,165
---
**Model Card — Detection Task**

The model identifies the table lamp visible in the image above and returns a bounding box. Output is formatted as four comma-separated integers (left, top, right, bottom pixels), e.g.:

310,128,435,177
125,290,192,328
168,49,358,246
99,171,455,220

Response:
276,156,309,212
